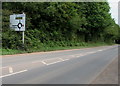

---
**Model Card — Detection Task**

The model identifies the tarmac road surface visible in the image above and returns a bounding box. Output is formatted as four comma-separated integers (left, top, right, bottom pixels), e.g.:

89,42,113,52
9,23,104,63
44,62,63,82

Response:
1,45,118,84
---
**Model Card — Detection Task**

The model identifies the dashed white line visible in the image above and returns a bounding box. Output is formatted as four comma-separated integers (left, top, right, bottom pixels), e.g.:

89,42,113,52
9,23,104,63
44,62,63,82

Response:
0,47,113,78
0,70,27,78
9,67,13,73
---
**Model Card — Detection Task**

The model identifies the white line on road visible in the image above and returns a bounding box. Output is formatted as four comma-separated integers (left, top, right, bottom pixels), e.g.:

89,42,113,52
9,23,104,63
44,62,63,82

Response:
32,48,108,66
63,59,69,61
9,67,13,73
59,58,65,61
0,70,27,78
46,60,62,65
76,55,80,57
41,61,47,65
29,47,109,65
98,50,103,51
31,48,108,66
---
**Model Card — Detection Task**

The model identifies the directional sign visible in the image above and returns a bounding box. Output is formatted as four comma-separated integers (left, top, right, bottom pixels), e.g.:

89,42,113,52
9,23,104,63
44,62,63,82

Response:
10,13,26,31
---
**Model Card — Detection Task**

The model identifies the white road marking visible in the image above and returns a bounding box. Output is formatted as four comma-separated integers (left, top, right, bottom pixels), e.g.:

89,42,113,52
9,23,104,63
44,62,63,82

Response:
46,60,62,65
9,67,13,73
0,70,27,78
64,59,69,61
98,50,103,51
45,58,58,61
76,56,80,57
59,58,65,61
41,61,47,65
31,48,109,66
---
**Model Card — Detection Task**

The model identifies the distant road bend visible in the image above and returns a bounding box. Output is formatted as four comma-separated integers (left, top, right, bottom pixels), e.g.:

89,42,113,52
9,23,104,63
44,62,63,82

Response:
1,45,119,84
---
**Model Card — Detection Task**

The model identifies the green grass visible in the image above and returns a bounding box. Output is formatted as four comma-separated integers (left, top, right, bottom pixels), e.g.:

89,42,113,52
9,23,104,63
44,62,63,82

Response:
1,42,115,55
1,49,26,55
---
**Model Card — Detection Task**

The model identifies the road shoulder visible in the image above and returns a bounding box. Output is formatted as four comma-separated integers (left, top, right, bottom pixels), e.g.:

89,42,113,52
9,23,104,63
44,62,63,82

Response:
91,57,118,84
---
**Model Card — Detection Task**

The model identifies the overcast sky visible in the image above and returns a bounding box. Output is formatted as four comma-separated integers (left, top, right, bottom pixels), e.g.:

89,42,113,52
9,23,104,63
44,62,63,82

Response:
108,0,119,24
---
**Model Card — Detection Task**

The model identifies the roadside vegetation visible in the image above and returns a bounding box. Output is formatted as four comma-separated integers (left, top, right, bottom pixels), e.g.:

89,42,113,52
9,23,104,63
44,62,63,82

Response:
2,2,120,55
2,42,114,55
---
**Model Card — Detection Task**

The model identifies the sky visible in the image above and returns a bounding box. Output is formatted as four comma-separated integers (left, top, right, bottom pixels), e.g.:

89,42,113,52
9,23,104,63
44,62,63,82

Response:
108,0,119,24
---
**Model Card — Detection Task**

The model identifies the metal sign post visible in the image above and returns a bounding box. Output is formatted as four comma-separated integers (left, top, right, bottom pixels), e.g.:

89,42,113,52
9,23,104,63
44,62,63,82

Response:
22,31,25,44
10,13,26,44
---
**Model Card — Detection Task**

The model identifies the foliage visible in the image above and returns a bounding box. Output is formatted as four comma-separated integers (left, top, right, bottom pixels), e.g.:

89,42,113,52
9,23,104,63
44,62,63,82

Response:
2,2,120,51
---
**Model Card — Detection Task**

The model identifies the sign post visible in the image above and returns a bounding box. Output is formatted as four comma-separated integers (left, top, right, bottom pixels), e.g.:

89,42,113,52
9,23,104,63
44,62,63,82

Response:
10,13,26,44
22,31,25,44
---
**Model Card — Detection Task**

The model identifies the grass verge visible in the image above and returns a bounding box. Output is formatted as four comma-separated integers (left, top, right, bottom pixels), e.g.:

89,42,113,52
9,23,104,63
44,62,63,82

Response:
1,42,115,55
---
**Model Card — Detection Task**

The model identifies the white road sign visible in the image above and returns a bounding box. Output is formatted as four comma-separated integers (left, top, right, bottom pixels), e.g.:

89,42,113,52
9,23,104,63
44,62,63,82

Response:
10,13,26,31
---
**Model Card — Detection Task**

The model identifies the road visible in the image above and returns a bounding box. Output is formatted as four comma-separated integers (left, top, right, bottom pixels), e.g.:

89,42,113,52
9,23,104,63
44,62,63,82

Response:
1,45,118,84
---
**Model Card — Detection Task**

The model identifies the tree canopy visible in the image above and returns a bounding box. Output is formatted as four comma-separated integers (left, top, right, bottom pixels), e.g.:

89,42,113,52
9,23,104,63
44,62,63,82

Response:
2,2,120,50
